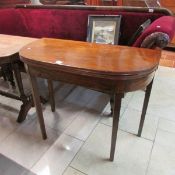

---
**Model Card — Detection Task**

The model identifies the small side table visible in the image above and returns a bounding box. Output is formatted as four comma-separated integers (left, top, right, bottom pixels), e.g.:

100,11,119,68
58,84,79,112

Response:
0,34,37,122
20,38,161,161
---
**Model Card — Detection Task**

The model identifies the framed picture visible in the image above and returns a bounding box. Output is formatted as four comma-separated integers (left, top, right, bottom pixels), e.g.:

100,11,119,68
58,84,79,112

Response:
87,15,121,45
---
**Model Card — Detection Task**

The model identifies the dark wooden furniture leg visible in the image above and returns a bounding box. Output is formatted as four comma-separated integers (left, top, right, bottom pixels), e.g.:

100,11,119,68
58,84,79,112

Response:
13,62,33,123
110,93,123,161
110,95,114,116
47,79,55,112
0,67,7,81
1,64,15,87
27,67,47,139
137,79,154,137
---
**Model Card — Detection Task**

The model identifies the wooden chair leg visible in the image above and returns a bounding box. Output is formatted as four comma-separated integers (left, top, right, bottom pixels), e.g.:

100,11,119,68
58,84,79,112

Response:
27,66,47,140
47,79,55,112
138,79,154,137
110,93,123,161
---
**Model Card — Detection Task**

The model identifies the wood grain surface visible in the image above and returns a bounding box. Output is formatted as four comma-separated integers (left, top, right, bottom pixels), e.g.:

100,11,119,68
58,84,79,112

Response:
20,38,161,76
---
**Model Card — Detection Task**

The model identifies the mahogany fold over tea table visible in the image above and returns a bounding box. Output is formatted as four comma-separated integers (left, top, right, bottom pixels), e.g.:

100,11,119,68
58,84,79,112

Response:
19,38,161,161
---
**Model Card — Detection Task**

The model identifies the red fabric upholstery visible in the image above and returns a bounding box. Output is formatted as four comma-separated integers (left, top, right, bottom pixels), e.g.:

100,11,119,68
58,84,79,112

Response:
0,9,28,36
0,8,168,45
133,16,175,47
17,9,164,45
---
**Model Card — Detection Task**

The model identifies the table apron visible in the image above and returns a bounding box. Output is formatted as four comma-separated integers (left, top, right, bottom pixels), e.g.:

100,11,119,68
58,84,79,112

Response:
27,65,155,94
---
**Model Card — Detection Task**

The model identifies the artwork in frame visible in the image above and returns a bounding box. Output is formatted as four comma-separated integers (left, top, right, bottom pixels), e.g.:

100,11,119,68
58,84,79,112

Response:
87,15,121,45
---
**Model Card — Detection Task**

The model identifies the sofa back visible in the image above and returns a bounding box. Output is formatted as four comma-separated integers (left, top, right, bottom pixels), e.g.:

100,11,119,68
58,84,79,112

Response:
0,5,172,45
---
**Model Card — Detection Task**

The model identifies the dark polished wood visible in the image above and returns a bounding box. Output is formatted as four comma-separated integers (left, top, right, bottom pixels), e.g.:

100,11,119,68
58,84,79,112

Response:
110,93,123,161
40,0,57,3
20,38,161,160
121,0,147,7
27,69,47,139
0,34,37,122
40,0,84,4
47,79,55,112
16,4,173,15
138,78,153,137
13,62,34,122
39,0,175,7
0,0,30,8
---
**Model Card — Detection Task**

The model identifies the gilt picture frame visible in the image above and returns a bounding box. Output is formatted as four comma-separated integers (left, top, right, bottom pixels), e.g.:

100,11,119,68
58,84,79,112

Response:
87,15,121,45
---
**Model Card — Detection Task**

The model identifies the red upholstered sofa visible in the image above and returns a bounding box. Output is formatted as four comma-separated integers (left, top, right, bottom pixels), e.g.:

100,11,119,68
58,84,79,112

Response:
0,5,173,46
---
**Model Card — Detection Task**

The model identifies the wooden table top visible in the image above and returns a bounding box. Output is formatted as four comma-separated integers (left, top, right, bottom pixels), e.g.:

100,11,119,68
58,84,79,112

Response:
0,34,37,58
20,38,161,76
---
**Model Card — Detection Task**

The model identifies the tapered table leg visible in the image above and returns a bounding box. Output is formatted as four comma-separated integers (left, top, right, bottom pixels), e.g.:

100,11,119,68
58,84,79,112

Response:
27,66,47,140
110,95,114,116
110,93,123,161
138,79,154,137
47,79,55,112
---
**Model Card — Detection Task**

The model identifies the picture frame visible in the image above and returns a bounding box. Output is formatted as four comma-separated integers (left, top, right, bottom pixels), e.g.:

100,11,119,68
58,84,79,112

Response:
87,15,121,45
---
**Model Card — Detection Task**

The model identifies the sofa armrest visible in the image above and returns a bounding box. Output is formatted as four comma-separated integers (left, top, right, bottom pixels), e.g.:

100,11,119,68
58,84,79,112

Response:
140,32,170,49
133,16,175,49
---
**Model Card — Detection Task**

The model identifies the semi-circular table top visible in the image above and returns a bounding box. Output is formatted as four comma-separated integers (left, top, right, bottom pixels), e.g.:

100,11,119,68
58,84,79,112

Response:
19,38,161,76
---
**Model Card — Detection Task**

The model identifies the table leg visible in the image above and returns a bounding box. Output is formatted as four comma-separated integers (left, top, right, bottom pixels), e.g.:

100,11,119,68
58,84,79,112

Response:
13,63,33,123
47,79,55,112
0,67,7,81
27,67,47,140
110,93,123,161
138,79,154,137
17,99,33,122
110,95,114,116
1,64,15,87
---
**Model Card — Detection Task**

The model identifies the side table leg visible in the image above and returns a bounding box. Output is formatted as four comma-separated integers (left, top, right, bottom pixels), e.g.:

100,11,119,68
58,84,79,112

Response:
47,79,55,112
2,64,15,88
13,63,32,122
27,67,47,140
17,99,34,123
110,95,114,116
110,93,123,161
137,79,154,137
